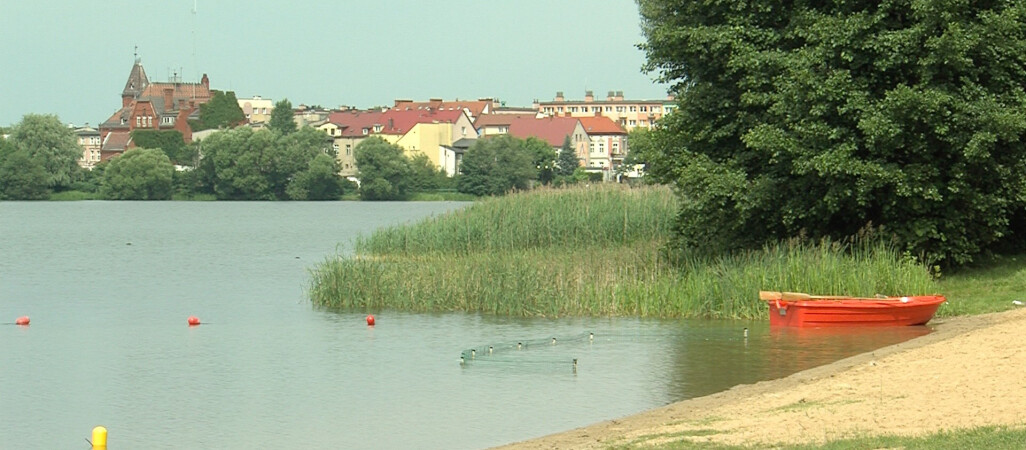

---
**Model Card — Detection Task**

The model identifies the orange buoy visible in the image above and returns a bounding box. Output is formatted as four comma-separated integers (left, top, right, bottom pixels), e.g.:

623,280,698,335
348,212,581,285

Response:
187,316,201,326
15,316,30,326
366,315,375,326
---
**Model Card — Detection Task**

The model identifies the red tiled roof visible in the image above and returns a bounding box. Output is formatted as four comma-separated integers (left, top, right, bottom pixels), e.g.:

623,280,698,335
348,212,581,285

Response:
101,131,132,151
327,110,386,138
379,108,464,135
393,99,491,118
578,116,627,135
473,113,537,129
506,116,581,147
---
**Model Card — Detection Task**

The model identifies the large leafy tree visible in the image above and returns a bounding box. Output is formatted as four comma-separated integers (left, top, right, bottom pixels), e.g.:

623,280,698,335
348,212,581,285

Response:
269,98,298,135
8,114,82,190
457,134,537,196
131,130,189,165
197,126,337,200
286,153,346,200
638,0,1026,265
100,148,174,200
525,136,556,185
354,137,413,200
0,139,50,200
190,90,246,131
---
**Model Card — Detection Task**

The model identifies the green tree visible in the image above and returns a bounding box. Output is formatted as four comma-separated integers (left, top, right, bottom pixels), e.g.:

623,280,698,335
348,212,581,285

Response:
8,114,82,190
354,137,412,200
457,134,537,196
555,135,578,177
638,0,1026,265
407,153,447,192
269,98,298,135
131,130,188,165
287,153,345,200
190,90,246,131
0,141,50,200
524,137,556,185
100,148,174,200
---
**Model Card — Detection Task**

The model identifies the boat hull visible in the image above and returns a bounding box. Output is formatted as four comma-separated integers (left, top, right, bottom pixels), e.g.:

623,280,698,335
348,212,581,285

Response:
766,295,946,327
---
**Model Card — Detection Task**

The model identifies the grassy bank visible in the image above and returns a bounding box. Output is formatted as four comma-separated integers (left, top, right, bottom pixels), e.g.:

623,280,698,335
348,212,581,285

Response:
309,184,939,318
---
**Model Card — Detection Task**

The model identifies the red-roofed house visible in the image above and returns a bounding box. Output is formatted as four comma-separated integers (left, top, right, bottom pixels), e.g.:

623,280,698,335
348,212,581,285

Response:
473,113,540,137
578,115,628,175
320,107,477,176
506,116,588,166
99,59,213,159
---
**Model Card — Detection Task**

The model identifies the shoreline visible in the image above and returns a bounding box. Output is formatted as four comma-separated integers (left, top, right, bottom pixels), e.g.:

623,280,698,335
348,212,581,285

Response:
498,308,1026,448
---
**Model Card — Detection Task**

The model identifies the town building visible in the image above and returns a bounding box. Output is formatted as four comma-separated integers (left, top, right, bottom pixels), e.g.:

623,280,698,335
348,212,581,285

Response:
73,125,102,169
99,58,213,160
237,96,274,125
577,115,628,177
505,116,588,165
534,90,676,131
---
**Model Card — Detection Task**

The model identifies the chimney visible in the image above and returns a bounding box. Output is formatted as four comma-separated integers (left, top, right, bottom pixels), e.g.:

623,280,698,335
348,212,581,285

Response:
163,87,174,112
200,74,209,88
178,99,187,110
584,90,594,102
607,91,615,101
555,91,564,102
615,91,624,101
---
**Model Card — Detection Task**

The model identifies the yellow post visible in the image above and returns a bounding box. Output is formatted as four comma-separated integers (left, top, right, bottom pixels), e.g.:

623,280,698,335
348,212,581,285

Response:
91,426,107,449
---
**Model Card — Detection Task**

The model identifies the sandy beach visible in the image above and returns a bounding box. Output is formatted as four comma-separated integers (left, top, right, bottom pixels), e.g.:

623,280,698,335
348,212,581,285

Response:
499,307,1026,448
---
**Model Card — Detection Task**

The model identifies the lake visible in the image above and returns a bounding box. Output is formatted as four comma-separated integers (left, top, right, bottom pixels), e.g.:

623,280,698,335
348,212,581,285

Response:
0,201,930,449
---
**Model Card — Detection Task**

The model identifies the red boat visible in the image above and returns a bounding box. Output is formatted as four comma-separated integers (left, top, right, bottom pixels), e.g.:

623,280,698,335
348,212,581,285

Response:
760,291,946,327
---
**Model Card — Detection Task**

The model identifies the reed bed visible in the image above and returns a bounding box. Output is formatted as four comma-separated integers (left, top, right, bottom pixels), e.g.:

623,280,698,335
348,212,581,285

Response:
354,184,677,256
309,182,937,318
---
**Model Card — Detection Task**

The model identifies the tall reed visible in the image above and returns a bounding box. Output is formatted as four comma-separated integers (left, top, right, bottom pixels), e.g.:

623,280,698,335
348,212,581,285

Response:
309,184,937,318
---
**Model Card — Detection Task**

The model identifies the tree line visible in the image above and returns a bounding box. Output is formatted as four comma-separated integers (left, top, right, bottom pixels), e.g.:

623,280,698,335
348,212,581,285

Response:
0,99,588,202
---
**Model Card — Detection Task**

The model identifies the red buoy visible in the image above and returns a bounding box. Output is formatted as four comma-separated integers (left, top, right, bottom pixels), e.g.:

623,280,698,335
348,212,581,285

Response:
187,316,201,326
15,316,30,326
366,315,375,326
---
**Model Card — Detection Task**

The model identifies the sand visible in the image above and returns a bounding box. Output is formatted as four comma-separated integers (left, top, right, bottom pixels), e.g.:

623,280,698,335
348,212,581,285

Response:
498,307,1026,448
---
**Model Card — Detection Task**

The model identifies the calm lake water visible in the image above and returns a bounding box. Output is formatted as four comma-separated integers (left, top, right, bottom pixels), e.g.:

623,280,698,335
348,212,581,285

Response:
0,201,931,449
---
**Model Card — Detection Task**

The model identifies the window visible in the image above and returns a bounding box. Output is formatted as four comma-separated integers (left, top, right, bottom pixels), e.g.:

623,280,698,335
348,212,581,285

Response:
135,117,141,127
653,106,661,112
362,128,369,135
346,144,352,155
640,106,648,112
629,120,637,126
629,106,637,112
605,106,612,112
615,106,625,112
333,143,340,153
557,107,563,112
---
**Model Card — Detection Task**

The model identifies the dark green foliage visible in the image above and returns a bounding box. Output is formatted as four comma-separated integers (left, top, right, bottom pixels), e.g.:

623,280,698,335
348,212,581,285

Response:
268,98,298,135
456,135,538,196
131,130,188,165
407,153,448,192
197,127,340,200
0,141,50,200
354,137,412,200
286,153,346,200
555,135,578,177
100,148,174,200
7,114,82,190
525,137,556,184
190,90,246,131
639,0,1026,266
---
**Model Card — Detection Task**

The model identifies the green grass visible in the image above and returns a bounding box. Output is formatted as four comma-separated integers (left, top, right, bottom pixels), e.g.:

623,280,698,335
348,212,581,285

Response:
613,424,1026,449
309,184,942,318
407,191,479,202
935,254,1026,317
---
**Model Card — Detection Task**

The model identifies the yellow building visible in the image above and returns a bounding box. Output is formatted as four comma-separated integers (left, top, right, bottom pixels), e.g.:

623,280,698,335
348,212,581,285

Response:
534,90,676,131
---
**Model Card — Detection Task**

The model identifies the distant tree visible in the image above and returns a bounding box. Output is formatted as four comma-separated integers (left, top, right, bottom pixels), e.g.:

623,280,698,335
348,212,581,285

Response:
555,135,578,177
287,153,345,200
524,137,556,185
354,137,412,200
198,126,338,200
100,148,174,200
190,90,246,131
407,153,447,192
619,128,667,183
457,135,536,196
0,141,50,200
8,114,82,190
269,98,298,135
131,129,188,165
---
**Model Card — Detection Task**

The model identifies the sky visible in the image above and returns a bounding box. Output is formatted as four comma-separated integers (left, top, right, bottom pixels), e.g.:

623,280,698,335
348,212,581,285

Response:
0,0,670,127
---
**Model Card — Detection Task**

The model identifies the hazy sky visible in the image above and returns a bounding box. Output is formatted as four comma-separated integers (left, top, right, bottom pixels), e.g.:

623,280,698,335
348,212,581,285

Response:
0,0,669,127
